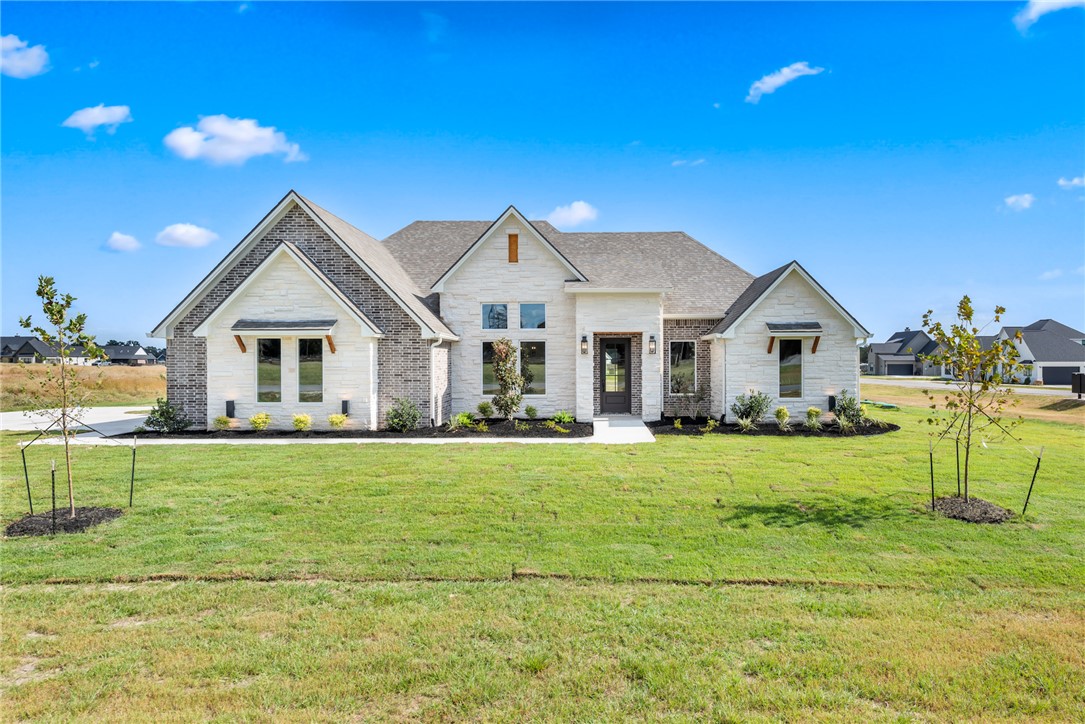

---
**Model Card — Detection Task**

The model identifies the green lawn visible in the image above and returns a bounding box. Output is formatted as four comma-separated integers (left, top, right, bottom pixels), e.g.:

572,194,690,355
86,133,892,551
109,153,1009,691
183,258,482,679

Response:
2,404,1083,719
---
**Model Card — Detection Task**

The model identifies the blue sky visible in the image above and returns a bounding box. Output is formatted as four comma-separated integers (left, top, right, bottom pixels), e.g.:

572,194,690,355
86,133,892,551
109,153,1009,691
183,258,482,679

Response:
2,1,1083,343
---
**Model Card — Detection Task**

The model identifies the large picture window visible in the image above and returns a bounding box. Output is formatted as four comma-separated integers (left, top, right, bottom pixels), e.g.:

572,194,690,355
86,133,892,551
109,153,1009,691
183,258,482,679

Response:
520,341,546,395
257,338,282,402
779,339,802,398
520,303,546,329
482,304,507,330
298,338,323,402
481,342,499,394
669,341,696,394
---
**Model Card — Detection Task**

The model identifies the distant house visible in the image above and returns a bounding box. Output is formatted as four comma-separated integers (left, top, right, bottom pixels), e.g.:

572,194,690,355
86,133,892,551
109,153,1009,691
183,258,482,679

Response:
867,328,947,377
101,344,153,366
0,336,92,365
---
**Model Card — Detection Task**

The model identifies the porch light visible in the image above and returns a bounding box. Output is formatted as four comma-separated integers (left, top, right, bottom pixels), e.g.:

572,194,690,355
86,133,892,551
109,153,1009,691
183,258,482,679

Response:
226,400,235,418
341,400,350,416
581,335,589,355
648,335,657,354
828,395,837,412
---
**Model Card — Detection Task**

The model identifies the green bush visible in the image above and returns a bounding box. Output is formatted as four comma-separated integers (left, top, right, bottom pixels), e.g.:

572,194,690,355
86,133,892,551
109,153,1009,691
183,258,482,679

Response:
804,406,823,432
524,405,538,419
476,401,494,418
249,412,271,431
551,410,575,425
489,338,524,420
730,391,772,423
144,398,193,433
673,418,683,430
212,415,231,431
700,419,719,434
327,413,348,430
736,417,757,433
474,420,489,433
833,389,864,426
514,420,529,432
450,411,475,429
293,414,312,432
386,397,422,432
774,406,791,432
542,419,569,434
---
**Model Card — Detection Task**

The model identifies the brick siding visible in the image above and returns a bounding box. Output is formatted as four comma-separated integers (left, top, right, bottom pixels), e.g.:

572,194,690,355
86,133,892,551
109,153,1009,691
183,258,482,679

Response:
662,318,720,417
592,332,643,416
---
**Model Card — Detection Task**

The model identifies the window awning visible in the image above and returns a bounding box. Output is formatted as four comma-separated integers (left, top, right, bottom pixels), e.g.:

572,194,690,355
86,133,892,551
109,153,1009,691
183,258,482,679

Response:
766,322,823,335
231,319,337,334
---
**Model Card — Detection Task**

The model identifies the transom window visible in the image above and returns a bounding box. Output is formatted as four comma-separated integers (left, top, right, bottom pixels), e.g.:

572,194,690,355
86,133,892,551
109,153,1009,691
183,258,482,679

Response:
520,341,546,395
298,339,323,402
779,339,802,398
669,341,696,394
482,303,507,330
257,338,282,402
520,303,546,329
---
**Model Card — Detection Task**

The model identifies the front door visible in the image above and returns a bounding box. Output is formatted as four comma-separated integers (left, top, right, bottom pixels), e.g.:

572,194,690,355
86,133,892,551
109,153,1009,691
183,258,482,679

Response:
600,338,631,414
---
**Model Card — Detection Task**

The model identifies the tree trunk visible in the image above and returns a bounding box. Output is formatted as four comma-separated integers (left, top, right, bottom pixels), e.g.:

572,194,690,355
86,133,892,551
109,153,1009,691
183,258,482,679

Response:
962,405,972,502
59,346,76,518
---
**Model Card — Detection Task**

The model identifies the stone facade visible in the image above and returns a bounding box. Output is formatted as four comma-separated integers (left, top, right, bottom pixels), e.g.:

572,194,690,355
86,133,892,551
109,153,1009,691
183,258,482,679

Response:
662,318,720,417
431,341,452,426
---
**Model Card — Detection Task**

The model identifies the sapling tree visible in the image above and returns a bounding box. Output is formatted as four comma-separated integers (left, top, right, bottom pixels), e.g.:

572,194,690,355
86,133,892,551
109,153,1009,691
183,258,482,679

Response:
920,296,1023,502
19,276,105,518
490,337,524,420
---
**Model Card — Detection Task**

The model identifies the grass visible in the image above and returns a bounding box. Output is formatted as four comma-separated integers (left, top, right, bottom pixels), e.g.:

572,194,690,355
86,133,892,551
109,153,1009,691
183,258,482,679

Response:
863,382,1085,425
2,402,1083,718
0,364,166,412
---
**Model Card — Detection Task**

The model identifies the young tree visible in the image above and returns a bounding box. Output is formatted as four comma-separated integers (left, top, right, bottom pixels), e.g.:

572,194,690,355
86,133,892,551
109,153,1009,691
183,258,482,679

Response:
920,296,1022,502
490,337,524,420
19,276,105,518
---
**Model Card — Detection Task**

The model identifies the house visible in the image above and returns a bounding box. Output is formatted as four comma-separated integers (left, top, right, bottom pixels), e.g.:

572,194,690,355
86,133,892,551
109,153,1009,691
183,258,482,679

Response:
152,191,870,430
996,320,1085,385
867,328,947,377
0,336,92,365
101,344,154,366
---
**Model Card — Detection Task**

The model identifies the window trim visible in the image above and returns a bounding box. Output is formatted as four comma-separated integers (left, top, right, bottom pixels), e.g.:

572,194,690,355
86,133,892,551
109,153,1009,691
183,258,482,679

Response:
481,302,509,331
520,340,546,397
297,337,324,404
255,337,283,404
668,340,697,395
518,302,547,330
778,337,803,400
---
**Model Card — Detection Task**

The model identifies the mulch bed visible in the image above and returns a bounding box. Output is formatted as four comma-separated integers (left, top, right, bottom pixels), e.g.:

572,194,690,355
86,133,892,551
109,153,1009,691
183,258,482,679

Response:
931,496,1014,524
650,418,899,437
5,506,124,537
120,420,593,440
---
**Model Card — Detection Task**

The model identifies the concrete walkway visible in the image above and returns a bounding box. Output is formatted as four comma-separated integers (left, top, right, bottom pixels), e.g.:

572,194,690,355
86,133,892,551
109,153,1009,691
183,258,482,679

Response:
18,415,656,447
1,406,151,435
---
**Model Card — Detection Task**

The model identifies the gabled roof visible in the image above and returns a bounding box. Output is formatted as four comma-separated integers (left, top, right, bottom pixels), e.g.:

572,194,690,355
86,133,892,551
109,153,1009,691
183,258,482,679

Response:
1025,318,1085,339
704,261,870,339
1017,330,1085,363
102,344,150,360
1,336,37,354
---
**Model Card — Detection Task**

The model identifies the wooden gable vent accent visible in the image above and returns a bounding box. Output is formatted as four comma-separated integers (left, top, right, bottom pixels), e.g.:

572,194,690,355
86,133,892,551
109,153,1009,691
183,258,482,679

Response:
508,233,519,263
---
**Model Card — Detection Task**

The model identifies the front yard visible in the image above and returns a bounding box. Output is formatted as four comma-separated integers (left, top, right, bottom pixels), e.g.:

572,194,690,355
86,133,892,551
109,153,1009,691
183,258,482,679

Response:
2,403,1083,719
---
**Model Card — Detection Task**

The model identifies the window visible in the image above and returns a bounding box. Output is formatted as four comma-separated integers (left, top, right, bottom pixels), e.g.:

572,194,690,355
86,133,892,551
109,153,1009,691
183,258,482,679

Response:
482,303,507,330
520,342,546,395
298,339,323,402
481,342,499,394
779,339,802,398
669,341,696,394
257,338,282,402
520,303,546,329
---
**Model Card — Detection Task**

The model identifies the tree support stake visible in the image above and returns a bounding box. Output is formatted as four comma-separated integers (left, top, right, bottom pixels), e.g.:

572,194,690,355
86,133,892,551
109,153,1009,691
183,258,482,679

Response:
929,440,935,511
1022,447,1044,515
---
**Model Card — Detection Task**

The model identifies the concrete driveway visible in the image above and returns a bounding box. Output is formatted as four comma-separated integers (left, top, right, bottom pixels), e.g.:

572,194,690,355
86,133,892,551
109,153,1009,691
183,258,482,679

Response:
863,376,1075,398
0,406,151,436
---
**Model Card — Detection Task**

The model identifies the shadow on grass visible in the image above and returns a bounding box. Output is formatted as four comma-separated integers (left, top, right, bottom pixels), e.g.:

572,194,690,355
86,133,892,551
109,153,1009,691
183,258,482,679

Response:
1039,399,1085,412
722,495,910,530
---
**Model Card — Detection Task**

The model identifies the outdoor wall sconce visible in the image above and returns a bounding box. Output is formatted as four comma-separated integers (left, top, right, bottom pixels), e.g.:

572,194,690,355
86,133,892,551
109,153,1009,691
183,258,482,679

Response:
581,335,589,355
648,335,657,354
226,400,235,418
341,400,350,416
828,395,837,412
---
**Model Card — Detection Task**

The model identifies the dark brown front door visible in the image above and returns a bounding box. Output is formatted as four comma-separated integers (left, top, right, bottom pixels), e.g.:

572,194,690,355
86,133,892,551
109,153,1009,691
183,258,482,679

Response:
600,338,631,414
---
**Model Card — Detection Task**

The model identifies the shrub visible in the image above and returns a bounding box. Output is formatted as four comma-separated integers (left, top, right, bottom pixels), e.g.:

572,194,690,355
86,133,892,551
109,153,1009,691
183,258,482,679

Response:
293,414,312,432
450,411,475,429
249,412,271,431
327,413,348,430
730,391,772,423
489,337,524,420
212,415,231,431
736,417,756,433
543,419,570,434
804,406,823,432
474,420,489,433
476,401,494,418
514,420,529,432
386,397,422,432
551,410,575,424
774,406,791,432
836,416,856,434
700,419,719,434
833,389,864,426
144,398,193,433
673,418,683,430
524,405,538,419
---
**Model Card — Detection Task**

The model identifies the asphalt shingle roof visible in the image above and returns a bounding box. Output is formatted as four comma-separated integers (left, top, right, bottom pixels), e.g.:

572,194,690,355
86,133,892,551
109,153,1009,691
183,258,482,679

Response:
1018,330,1085,363
231,319,338,331
1024,319,1085,339
705,262,792,335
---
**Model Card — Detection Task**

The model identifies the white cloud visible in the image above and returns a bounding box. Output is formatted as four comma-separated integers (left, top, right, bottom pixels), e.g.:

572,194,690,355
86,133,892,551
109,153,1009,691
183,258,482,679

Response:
1,34,50,78
164,115,307,165
1014,0,1084,31
155,223,219,248
1004,193,1035,211
62,104,133,138
1038,268,1063,280
547,201,598,228
745,61,824,104
712,102,721,109
105,232,140,253
1057,176,1084,189
422,11,449,43
672,158,706,167
238,3,250,13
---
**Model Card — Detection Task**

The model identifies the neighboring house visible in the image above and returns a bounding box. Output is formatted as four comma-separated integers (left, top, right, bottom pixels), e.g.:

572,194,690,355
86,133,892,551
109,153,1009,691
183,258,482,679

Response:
152,191,870,430
867,328,947,376
996,320,1085,385
0,336,92,365
101,344,153,366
